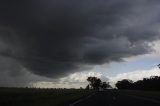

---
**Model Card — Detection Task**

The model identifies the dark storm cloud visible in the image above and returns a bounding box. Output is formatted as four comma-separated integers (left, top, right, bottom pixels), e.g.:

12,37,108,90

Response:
0,0,160,78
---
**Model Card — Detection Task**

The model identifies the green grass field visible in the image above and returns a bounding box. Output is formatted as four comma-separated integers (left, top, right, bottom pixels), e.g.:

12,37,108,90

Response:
121,90,160,101
0,88,93,106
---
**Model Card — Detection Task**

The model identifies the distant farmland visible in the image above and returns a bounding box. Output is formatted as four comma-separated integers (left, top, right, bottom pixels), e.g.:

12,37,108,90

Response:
0,87,92,106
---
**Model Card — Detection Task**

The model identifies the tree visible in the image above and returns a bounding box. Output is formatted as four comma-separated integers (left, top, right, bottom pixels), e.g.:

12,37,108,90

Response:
157,64,160,69
87,77,102,90
101,82,111,89
115,79,133,89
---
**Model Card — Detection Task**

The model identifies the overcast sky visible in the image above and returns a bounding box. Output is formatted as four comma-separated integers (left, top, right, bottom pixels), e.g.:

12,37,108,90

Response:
0,0,160,88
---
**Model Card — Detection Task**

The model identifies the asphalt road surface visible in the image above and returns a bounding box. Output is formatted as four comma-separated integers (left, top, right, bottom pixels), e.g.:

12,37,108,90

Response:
71,90,160,106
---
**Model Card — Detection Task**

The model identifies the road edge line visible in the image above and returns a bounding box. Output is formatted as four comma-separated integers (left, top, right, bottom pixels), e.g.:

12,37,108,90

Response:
69,92,97,106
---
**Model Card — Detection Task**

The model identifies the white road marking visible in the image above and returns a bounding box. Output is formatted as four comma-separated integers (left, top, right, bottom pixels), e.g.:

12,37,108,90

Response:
69,92,97,106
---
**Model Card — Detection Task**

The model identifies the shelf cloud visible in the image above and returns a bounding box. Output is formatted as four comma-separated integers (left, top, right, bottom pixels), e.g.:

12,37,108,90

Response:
0,0,160,80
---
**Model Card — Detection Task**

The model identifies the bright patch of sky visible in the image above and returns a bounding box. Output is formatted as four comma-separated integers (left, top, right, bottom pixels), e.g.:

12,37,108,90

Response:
89,40,160,77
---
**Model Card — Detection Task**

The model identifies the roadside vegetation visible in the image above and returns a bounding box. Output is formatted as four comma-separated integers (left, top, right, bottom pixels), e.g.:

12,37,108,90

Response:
0,88,93,106
120,90,160,101
115,76,160,101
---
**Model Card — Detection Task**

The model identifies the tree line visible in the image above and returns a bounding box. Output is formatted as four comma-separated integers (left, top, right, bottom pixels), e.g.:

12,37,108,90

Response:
115,76,160,90
86,75,160,91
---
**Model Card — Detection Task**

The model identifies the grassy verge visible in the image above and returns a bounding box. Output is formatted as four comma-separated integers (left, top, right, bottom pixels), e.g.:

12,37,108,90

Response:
120,90,160,101
0,88,93,106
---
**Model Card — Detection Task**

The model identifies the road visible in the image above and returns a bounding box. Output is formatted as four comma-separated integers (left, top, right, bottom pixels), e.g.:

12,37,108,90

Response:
71,90,160,106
